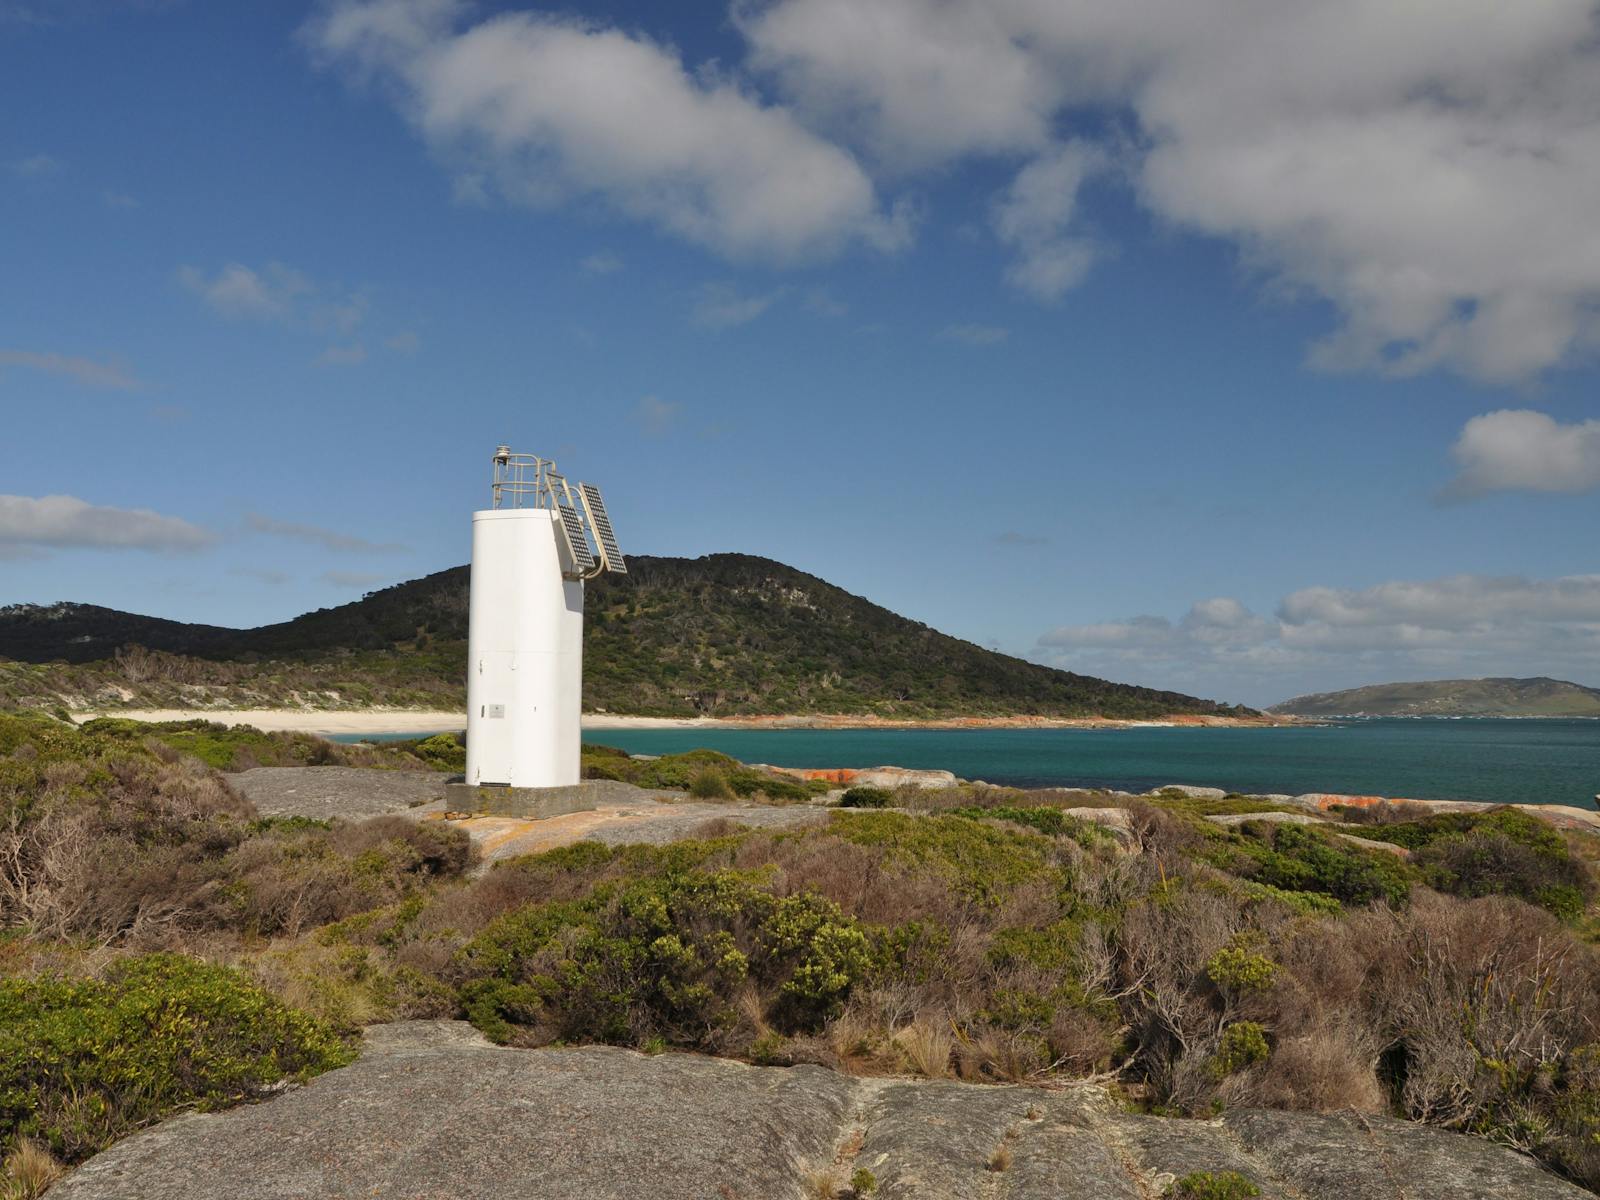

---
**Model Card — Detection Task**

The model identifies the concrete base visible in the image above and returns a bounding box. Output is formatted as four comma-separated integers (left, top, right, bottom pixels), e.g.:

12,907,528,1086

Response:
444,781,600,819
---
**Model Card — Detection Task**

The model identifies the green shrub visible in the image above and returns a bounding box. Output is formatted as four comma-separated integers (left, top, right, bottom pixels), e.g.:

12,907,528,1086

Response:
688,767,735,800
1167,1170,1259,1200
1222,823,1414,907
951,805,1112,849
407,732,466,772
457,869,877,1047
1209,1022,1270,1078
827,810,1058,904
0,954,351,1165
840,786,891,808
1206,936,1279,993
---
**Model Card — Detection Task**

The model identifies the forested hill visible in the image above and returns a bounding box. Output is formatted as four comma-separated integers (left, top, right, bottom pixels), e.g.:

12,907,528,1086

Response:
0,554,1249,719
1272,676,1600,718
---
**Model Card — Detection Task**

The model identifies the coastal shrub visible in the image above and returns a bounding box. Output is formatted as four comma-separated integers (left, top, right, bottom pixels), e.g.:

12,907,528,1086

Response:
1218,823,1415,908
0,720,472,942
688,767,735,800
1210,1022,1270,1078
840,786,891,808
1350,808,1597,920
403,732,466,772
77,717,441,773
953,805,1114,849
1166,1171,1259,1200
579,746,822,802
0,954,351,1166
826,810,1060,905
456,868,878,1048
1206,935,1279,993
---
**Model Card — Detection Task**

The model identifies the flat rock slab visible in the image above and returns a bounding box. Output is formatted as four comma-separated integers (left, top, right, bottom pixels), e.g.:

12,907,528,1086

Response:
231,767,448,819
229,765,826,864
49,1021,1590,1200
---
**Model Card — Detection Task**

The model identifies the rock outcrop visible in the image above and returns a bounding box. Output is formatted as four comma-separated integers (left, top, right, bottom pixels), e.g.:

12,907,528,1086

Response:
48,1021,1589,1200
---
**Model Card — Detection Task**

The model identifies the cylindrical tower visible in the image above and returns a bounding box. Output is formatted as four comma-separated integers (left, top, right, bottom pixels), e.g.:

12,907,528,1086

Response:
466,514,585,788
464,446,625,793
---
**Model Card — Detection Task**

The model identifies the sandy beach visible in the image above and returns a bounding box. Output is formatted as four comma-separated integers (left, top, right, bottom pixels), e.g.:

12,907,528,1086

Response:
72,708,1292,734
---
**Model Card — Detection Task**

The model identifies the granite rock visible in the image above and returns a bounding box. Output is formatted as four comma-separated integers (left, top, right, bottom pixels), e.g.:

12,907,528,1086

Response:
47,1021,1591,1200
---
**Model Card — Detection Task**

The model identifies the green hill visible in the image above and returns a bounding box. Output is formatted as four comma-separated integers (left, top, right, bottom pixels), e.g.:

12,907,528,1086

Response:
0,554,1248,720
1271,676,1600,718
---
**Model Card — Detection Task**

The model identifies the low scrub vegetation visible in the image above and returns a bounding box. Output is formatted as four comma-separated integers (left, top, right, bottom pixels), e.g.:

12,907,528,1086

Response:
580,744,827,803
75,716,459,773
4,711,1600,1192
0,954,350,1181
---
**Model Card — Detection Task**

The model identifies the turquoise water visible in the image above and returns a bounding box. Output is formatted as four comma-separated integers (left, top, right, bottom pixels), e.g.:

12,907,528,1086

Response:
336,718,1600,808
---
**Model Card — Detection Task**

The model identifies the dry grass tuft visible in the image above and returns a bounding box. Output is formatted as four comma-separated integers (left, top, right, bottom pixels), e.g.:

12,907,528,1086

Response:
1,1139,63,1200
891,1020,953,1079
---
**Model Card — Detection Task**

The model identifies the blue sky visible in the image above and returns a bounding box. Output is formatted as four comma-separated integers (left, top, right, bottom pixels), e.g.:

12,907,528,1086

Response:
3,0,1599,707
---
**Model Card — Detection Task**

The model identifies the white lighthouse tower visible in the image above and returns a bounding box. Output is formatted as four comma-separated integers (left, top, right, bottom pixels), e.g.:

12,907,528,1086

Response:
465,446,625,792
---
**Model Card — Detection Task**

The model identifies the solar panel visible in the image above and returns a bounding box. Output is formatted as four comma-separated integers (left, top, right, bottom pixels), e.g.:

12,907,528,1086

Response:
579,482,627,574
550,478,596,574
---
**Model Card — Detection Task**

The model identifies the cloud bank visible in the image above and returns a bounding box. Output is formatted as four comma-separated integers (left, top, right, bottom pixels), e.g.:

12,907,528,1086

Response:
310,1,1600,383
306,0,907,262
1038,573,1600,705
0,494,214,555
742,0,1600,381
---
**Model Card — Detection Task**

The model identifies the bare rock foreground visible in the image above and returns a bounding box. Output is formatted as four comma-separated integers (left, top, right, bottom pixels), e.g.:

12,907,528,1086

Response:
50,1021,1586,1200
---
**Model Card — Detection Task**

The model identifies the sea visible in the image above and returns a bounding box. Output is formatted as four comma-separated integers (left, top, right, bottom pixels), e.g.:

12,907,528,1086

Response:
335,717,1600,810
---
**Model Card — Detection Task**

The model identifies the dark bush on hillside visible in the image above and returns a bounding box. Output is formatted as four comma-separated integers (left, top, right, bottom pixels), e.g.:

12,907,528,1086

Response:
0,954,350,1167
839,786,891,808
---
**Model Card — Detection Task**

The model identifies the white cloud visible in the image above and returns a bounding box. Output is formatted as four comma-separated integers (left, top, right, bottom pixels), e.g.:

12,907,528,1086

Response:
0,494,214,554
1444,409,1600,498
581,250,623,275
741,0,1600,381
102,190,138,209
0,349,138,390
993,140,1106,301
940,323,1009,346
1038,573,1600,705
178,262,311,320
307,0,908,262
10,153,60,177
385,330,421,354
738,0,1056,170
178,262,368,337
690,281,781,330
247,512,407,553
631,395,681,437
